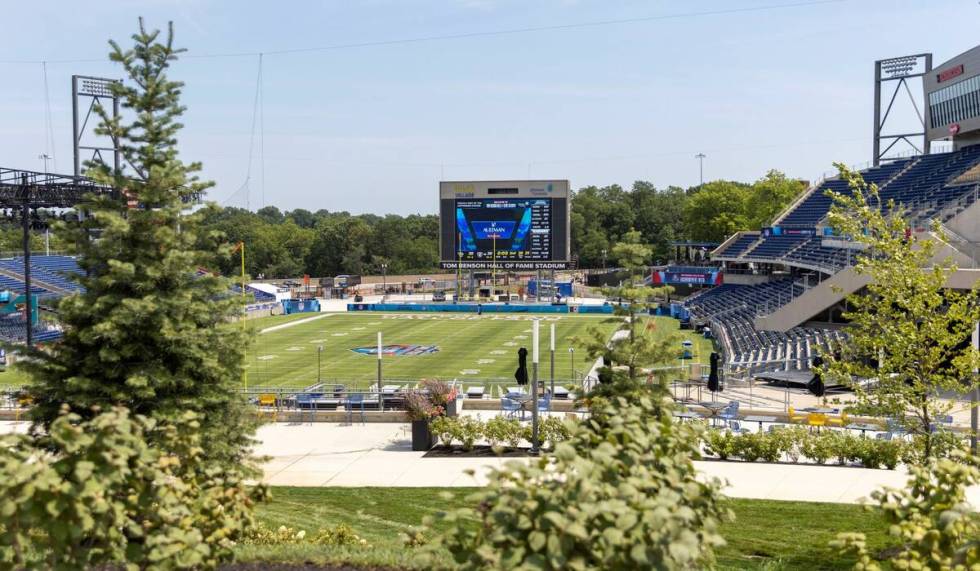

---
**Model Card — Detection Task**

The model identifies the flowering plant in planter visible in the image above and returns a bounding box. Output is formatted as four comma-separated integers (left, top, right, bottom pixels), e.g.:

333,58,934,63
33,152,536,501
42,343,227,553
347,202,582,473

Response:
404,391,443,421
419,379,454,407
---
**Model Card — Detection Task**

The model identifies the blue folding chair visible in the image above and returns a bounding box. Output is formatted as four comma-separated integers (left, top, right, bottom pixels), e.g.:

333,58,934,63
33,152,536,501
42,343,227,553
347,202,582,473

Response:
537,394,552,413
346,393,365,425
718,401,740,423
501,397,521,419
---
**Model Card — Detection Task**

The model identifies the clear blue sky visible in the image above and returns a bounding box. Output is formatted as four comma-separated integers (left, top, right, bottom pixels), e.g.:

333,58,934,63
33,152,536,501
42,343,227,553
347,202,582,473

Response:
0,0,975,214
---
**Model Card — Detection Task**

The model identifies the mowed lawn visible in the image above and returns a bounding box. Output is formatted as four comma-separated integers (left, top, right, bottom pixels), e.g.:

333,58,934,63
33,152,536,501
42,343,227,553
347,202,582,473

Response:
239,487,892,570
0,312,715,390
244,312,714,389
245,312,620,389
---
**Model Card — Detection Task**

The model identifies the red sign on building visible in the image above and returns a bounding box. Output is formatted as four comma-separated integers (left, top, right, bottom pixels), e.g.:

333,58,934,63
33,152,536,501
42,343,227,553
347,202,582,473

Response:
937,64,964,83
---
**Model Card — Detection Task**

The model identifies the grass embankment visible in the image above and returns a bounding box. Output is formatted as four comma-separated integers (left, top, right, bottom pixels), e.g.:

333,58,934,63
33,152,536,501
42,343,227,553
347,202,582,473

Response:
241,487,890,570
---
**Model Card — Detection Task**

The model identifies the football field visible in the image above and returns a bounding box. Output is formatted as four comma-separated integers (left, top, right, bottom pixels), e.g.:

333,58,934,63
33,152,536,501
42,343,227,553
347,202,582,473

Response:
244,312,713,390
0,312,715,390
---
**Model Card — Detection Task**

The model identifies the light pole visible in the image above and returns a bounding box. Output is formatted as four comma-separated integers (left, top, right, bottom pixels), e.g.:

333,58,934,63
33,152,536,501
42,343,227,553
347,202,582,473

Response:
569,347,575,384
972,322,978,455
377,331,384,412
38,153,51,174
549,322,555,396
531,320,540,456
317,345,323,383
601,249,607,270
695,153,706,189
381,263,388,301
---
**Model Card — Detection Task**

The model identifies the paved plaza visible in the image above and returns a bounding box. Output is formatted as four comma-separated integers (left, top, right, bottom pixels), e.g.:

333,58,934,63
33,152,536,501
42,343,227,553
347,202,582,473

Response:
2,416,977,506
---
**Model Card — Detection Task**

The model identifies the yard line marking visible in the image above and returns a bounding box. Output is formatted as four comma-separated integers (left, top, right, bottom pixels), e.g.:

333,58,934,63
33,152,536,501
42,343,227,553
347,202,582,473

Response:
286,346,303,352
257,355,277,361
460,369,480,375
477,359,495,364
258,313,334,335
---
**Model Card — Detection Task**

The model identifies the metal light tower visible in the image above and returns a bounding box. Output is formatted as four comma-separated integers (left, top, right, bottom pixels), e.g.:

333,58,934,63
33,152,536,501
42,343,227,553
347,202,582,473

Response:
72,76,122,176
872,54,932,165
695,153,706,189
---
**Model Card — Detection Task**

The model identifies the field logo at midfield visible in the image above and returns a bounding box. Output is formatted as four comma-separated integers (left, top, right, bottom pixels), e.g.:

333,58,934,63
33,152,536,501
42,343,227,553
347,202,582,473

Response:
351,344,439,356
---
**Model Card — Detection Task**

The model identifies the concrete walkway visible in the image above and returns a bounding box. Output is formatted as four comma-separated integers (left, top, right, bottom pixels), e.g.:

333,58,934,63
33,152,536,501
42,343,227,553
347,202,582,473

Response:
247,421,979,505
2,420,977,506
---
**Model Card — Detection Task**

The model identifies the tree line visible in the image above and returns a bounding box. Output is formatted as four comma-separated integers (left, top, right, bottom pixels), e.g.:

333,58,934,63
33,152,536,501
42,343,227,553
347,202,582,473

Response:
0,170,803,279
192,170,804,279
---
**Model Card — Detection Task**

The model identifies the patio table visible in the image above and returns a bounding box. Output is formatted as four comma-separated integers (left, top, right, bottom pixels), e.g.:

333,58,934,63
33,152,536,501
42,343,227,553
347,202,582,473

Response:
847,422,881,437
743,415,778,430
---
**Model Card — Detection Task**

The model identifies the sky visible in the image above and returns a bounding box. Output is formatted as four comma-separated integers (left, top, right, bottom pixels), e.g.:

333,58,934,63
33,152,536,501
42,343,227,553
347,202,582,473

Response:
0,0,976,215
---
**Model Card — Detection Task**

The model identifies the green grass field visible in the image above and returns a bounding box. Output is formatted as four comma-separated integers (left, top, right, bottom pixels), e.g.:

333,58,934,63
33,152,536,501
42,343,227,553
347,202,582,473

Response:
239,487,891,570
244,312,714,390
0,312,715,390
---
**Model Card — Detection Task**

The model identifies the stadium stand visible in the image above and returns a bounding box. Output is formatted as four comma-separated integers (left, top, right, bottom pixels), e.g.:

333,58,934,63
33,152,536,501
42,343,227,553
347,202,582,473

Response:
0,255,81,295
684,280,844,373
703,145,980,373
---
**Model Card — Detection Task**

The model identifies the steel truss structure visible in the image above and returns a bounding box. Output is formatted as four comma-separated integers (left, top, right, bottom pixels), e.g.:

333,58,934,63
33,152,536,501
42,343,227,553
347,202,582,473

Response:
873,53,933,166
0,167,113,346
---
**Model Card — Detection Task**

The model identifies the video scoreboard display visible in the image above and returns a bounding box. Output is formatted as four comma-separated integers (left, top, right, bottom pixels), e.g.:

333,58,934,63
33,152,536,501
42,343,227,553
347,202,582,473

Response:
440,180,570,270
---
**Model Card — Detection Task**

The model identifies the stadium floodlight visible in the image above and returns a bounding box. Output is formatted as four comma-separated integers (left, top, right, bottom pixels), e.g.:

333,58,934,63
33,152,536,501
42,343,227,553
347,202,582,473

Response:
72,75,122,177
873,53,932,165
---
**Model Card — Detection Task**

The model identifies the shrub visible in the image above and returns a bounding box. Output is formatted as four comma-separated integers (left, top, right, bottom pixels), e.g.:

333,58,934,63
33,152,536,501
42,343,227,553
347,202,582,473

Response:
537,416,571,450
483,416,523,450
832,452,980,570
799,431,834,464
428,416,483,450
427,396,731,569
702,429,738,460
429,416,454,446
902,429,967,466
455,416,483,450
310,524,366,547
244,523,367,547
0,407,263,570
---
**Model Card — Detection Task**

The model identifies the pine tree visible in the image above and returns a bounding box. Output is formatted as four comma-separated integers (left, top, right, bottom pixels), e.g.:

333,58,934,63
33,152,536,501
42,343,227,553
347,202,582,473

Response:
23,19,255,466
576,230,679,385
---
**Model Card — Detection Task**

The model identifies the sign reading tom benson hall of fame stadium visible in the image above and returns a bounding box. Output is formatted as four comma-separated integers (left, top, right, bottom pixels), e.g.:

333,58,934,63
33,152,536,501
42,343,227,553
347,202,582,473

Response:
439,180,571,270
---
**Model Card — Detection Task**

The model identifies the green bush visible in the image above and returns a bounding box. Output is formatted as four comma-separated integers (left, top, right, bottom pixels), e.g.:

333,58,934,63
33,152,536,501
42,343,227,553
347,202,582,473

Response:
702,429,738,460
244,523,367,547
798,430,834,464
832,452,980,569
427,396,731,569
538,416,571,450
429,416,454,446
483,416,523,450
0,407,263,570
902,429,967,466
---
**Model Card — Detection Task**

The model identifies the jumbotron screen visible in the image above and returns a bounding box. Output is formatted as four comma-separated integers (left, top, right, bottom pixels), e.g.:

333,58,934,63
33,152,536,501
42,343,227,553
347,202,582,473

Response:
439,180,569,269
455,198,551,261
